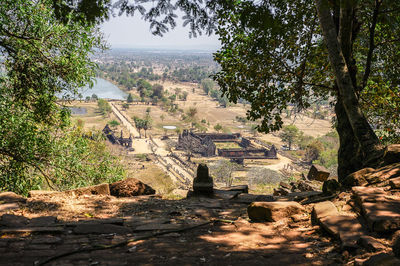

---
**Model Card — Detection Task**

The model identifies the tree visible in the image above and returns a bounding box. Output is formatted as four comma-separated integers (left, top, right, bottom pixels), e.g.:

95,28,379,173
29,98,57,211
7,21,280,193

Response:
28,0,400,182
0,0,121,194
279,125,300,151
108,120,120,128
127,93,134,103
186,107,198,122
209,0,400,181
214,123,223,132
97,99,112,117
133,116,144,138
210,160,241,187
201,78,214,95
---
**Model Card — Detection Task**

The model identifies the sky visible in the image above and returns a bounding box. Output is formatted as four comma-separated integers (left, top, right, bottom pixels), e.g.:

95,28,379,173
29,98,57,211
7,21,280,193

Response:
101,13,221,51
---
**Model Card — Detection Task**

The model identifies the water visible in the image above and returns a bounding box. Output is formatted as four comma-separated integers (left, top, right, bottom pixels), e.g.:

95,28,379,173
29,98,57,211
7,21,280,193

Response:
68,107,87,115
59,78,128,100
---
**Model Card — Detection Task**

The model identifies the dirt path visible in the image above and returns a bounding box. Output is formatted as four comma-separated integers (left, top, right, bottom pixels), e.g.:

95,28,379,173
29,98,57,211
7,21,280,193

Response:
111,103,193,187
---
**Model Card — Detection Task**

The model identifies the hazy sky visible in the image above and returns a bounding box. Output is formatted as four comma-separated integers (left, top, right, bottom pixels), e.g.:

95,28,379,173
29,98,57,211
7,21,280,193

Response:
101,14,221,51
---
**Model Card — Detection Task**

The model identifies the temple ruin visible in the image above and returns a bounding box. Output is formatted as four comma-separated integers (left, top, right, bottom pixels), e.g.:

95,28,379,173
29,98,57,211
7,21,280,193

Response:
176,130,277,161
103,124,133,149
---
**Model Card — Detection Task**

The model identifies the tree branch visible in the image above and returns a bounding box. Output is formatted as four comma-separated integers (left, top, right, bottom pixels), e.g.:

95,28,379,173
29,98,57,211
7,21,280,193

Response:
362,0,382,90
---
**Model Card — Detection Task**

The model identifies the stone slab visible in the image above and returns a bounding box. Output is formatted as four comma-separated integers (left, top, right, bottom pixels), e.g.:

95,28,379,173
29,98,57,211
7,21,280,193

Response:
0,214,29,227
232,194,274,204
0,226,64,234
311,201,338,225
319,215,363,249
213,190,240,200
0,192,26,203
73,224,130,234
0,203,19,212
29,216,57,227
133,223,184,231
247,201,304,222
353,186,400,233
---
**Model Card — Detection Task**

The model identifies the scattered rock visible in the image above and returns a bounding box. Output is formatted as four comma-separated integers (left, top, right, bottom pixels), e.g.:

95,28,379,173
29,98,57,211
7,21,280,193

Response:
342,168,373,187
73,224,131,234
273,187,290,196
311,201,338,225
65,183,111,196
110,178,155,197
363,253,400,266
192,164,213,196
247,201,304,222
322,179,341,195
273,180,320,196
0,214,29,227
291,214,308,223
357,236,385,252
307,164,330,182
0,192,26,203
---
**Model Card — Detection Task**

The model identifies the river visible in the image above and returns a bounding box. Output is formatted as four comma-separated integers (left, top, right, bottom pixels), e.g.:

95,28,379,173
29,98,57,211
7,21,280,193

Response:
59,78,128,100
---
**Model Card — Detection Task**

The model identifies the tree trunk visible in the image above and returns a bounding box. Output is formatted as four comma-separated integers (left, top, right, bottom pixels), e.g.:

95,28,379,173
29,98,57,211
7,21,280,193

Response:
316,0,382,180
335,96,363,181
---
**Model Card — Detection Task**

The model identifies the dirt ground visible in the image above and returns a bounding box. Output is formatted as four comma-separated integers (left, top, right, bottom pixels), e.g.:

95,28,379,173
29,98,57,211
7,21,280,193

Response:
0,192,344,266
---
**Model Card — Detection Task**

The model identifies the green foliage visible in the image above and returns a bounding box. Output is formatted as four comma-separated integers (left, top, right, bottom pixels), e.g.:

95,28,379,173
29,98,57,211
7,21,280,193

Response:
108,120,120,128
97,99,111,116
127,93,134,103
0,0,109,195
279,125,300,150
214,123,223,132
201,78,215,95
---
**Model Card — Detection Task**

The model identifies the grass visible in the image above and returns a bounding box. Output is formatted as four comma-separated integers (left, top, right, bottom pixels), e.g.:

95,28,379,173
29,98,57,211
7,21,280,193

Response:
215,142,242,149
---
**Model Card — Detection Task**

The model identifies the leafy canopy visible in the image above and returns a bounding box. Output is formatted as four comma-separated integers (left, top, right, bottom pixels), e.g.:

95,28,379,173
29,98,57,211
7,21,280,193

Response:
0,0,123,195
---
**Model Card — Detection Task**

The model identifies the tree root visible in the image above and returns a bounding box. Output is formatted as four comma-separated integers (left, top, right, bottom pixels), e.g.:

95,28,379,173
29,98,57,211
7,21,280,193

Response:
36,219,235,266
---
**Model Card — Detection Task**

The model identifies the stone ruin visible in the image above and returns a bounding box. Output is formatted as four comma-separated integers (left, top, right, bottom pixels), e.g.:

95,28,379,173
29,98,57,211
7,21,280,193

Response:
176,130,277,161
103,124,133,149
176,130,216,157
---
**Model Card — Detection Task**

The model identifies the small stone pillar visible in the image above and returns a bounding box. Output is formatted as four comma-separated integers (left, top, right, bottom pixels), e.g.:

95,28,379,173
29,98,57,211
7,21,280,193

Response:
193,164,213,196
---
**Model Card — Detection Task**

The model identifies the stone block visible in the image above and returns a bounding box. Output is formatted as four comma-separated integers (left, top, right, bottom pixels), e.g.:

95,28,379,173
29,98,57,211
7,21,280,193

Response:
357,236,385,252
383,144,400,165
0,192,26,203
247,201,304,222
311,201,338,225
322,179,341,195
192,164,213,196
110,178,155,197
353,186,400,233
342,168,373,187
307,164,330,182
